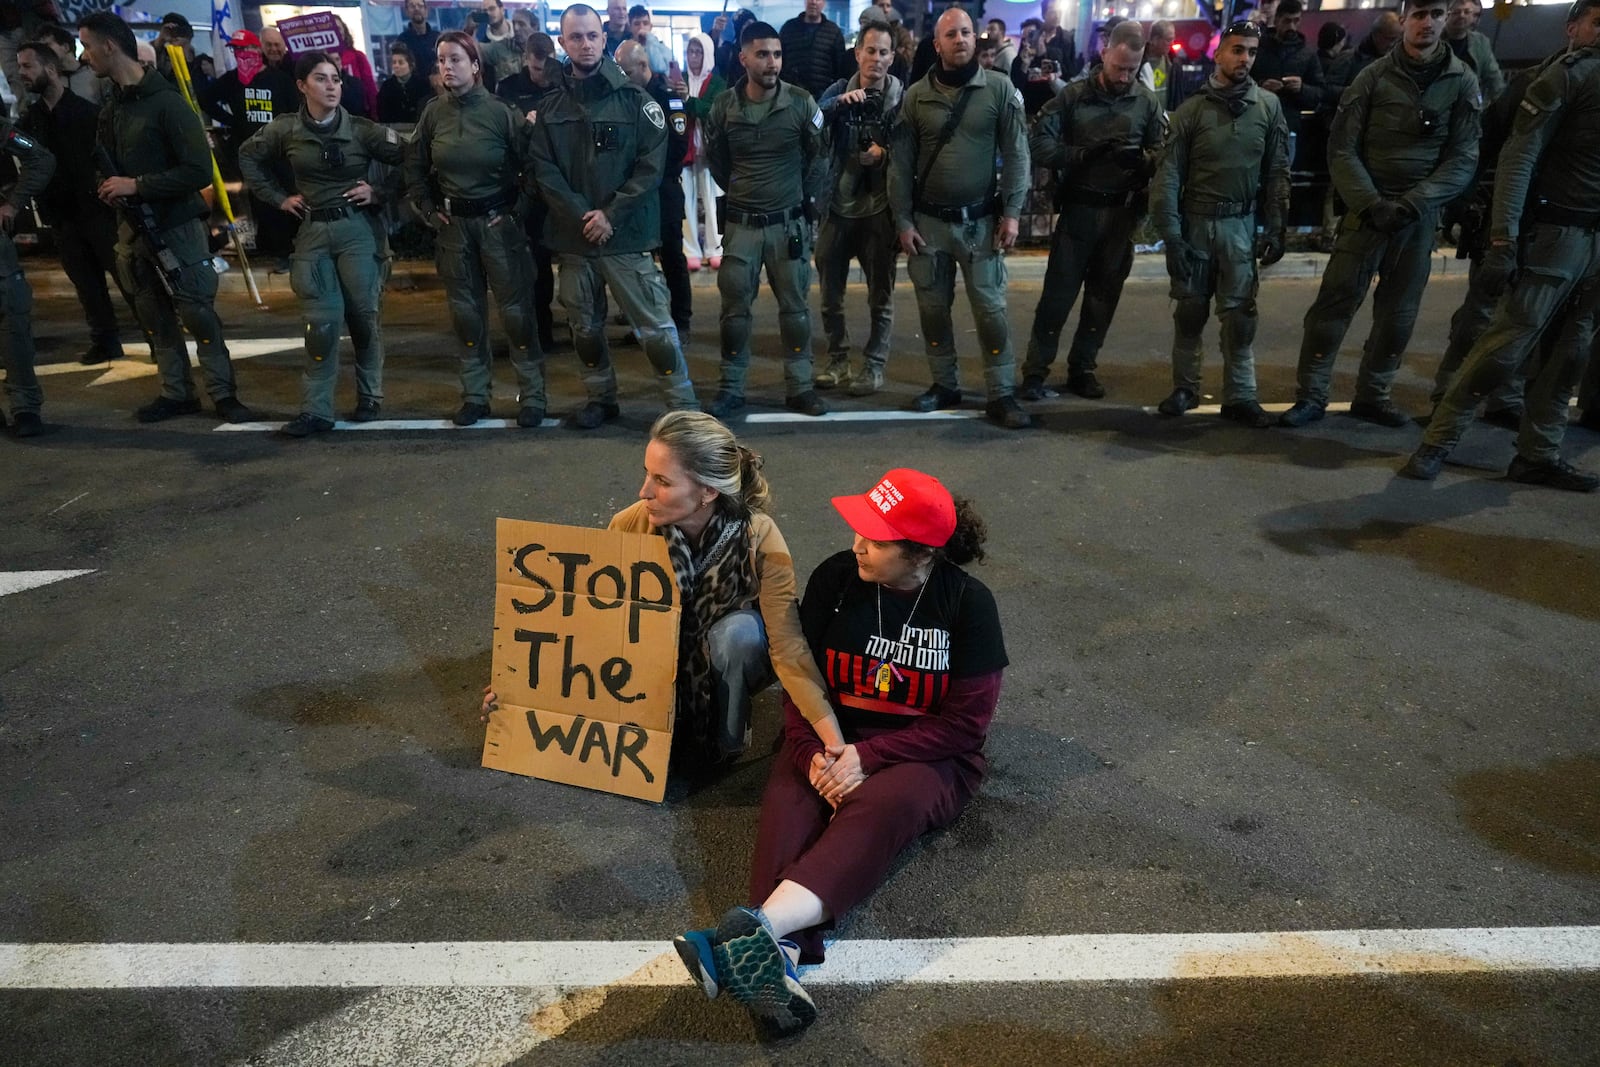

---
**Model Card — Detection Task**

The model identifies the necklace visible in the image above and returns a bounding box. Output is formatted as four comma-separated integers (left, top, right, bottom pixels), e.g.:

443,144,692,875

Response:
872,570,931,696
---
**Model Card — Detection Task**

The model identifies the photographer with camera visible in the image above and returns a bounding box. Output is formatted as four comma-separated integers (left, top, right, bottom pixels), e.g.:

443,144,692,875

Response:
1018,19,1165,405
812,20,903,397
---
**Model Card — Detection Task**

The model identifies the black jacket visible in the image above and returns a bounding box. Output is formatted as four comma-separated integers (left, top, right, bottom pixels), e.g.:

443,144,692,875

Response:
377,72,433,124
1252,29,1327,133
18,89,104,224
779,15,847,99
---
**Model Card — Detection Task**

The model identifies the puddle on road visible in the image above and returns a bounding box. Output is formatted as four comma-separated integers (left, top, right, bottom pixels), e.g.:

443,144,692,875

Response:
1453,755,1600,878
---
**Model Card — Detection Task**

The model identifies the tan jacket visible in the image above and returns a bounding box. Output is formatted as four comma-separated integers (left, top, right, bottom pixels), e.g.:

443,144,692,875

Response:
608,501,833,727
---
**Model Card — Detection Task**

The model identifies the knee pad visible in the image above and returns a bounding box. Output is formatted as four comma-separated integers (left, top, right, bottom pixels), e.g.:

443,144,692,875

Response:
570,326,606,368
1174,297,1210,336
636,327,681,376
1222,303,1259,347
303,321,341,363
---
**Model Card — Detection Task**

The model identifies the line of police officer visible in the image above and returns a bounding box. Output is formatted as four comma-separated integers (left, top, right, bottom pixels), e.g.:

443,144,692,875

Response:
5,4,1599,479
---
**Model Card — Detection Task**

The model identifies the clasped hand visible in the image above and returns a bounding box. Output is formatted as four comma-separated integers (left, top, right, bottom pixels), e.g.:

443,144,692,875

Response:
809,743,866,806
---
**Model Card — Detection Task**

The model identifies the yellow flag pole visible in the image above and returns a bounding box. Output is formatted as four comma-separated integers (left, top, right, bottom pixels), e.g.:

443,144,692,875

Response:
165,44,267,309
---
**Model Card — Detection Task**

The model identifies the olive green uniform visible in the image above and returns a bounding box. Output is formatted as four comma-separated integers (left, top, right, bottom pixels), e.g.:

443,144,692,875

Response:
0,120,53,422
888,67,1031,400
403,85,544,410
240,108,401,422
1150,80,1290,403
99,69,238,405
1422,46,1600,465
1293,47,1481,409
704,78,828,401
1023,72,1166,385
1451,29,1506,103
528,57,696,412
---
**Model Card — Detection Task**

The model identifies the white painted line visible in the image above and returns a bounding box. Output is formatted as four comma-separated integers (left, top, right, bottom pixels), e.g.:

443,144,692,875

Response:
745,410,983,424
0,569,96,598
4,927,1597,989
38,338,300,384
1139,402,1357,416
214,418,564,433
49,492,89,514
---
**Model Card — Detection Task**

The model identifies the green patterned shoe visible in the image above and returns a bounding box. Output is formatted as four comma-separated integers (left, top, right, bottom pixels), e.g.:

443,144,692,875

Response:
710,906,817,1034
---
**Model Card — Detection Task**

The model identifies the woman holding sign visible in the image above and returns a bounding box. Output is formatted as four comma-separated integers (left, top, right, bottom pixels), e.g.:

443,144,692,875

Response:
674,469,1004,1035
484,411,845,768
239,51,403,437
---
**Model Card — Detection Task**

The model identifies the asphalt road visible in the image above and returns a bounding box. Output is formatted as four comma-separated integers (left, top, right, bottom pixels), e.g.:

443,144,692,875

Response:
3,263,1598,1065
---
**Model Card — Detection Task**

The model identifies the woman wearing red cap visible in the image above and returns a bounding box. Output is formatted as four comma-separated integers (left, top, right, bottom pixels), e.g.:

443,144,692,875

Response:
675,468,1005,1034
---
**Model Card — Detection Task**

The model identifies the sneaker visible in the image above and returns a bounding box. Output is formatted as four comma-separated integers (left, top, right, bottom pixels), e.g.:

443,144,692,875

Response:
1219,401,1274,428
785,390,828,417
813,357,852,390
673,928,720,999
1066,372,1106,399
984,395,1034,429
709,256,722,270
11,411,42,438
687,256,702,272
1480,406,1524,431
278,413,334,438
707,391,745,420
214,397,256,424
847,366,884,397
571,401,621,430
1278,399,1326,427
911,384,962,413
1399,444,1450,481
1015,375,1051,402
136,395,202,423
1157,388,1197,417
1348,399,1411,428
1507,454,1600,493
349,398,380,422
453,402,491,426
711,906,817,1035
517,405,547,428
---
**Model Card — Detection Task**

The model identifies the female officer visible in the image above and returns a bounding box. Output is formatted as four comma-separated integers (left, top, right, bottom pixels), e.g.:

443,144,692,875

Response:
484,412,845,770
402,31,546,428
239,51,403,437
674,468,1005,1034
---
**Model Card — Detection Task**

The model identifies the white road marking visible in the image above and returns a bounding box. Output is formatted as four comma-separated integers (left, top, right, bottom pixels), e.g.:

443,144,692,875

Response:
37,339,301,384
5,927,1597,989
0,570,95,598
1139,401,1357,416
214,417,565,433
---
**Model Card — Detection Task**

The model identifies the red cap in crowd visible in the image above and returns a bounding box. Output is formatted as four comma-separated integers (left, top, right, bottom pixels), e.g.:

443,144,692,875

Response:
832,469,956,547
227,29,262,49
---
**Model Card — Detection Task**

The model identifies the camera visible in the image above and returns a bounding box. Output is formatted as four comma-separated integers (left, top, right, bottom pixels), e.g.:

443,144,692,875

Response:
849,87,886,152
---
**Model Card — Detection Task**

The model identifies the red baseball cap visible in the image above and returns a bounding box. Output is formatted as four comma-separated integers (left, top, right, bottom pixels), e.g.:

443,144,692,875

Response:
227,29,262,49
832,469,956,547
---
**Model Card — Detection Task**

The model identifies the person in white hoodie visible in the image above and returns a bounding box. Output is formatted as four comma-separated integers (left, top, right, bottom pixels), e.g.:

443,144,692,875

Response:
674,31,726,270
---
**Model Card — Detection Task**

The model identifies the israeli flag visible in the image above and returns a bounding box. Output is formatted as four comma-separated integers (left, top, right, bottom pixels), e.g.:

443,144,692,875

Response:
213,0,242,71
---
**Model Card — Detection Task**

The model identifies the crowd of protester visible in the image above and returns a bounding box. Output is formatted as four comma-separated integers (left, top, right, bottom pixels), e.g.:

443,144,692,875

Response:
0,0,1597,492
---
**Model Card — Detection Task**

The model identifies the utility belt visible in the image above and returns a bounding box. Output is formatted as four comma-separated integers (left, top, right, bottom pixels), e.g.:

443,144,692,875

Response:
1182,197,1256,219
307,203,373,222
724,204,805,227
1057,186,1144,210
1532,202,1600,231
912,197,995,223
442,192,512,218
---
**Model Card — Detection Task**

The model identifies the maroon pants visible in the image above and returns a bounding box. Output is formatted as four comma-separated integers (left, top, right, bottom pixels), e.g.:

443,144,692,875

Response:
747,742,980,964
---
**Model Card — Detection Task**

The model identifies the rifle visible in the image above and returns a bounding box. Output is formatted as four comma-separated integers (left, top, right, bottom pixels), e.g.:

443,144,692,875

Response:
93,144,181,298
165,44,266,308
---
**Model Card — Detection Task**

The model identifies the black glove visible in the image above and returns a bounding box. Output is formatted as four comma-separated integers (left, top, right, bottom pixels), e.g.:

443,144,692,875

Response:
1110,144,1145,171
1164,239,1197,281
1479,240,1518,299
1256,231,1285,267
1071,140,1116,168
1364,199,1416,234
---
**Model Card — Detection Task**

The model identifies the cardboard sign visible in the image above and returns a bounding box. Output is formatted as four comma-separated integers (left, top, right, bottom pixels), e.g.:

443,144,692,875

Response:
482,519,680,802
278,12,343,56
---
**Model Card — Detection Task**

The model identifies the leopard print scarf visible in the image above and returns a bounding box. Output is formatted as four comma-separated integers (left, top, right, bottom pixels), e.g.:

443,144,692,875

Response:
661,511,758,752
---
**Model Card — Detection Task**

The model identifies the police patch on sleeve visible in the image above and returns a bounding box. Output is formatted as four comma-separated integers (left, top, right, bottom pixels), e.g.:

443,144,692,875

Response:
672,113,686,135
644,100,666,129
812,106,824,129
1011,88,1024,110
